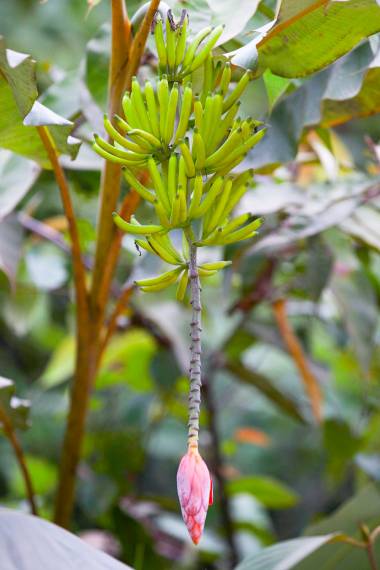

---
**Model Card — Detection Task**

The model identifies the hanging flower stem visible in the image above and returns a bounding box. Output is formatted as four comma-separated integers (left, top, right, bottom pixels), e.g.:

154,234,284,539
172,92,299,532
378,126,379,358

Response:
187,232,202,450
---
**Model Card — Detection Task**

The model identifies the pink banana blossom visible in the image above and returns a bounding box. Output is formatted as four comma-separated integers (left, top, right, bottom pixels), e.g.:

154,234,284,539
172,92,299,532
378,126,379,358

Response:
176,447,213,545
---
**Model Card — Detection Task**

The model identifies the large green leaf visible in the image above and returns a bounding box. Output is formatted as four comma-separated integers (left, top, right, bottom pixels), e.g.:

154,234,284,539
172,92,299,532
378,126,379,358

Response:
247,40,380,168
228,475,299,509
0,151,40,220
0,38,80,168
296,484,380,570
0,508,133,570
235,534,337,570
257,0,380,78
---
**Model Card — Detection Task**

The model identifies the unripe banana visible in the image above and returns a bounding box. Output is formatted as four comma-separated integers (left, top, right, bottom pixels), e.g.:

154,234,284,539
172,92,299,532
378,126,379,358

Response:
144,81,160,139
186,25,224,73
113,213,163,235
203,179,233,235
176,269,189,301
150,232,184,264
188,175,204,218
131,79,152,132
178,155,188,192
167,154,177,203
122,168,155,203
136,267,182,288
219,63,231,97
175,12,188,68
170,192,181,226
135,239,156,255
127,128,162,149
222,71,251,113
210,102,240,151
147,234,180,265
93,137,148,167
166,14,177,72
122,95,140,128
103,116,143,154
220,184,249,220
148,157,171,213
179,139,196,177
154,17,167,72
192,129,206,170
164,83,179,144
192,176,224,217
94,135,148,162
194,100,203,131
201,261,231,271
178,184,188,223
220,218,262,244
158,76,169,140
219,213,252,236
114,115,156,151
154,199,171,227
204,128,244,169
198,267,218,277
182,26,212,70
174,85,193,143
201,56,213,106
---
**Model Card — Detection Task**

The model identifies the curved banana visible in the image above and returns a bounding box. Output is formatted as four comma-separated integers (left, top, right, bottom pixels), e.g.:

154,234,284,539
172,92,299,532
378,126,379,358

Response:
176,268,189,301
113,213,163,235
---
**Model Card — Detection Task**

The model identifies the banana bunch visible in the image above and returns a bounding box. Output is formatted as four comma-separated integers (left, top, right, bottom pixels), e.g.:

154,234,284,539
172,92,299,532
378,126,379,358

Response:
93,77,195,166
153,9,223,82
93,8,266,298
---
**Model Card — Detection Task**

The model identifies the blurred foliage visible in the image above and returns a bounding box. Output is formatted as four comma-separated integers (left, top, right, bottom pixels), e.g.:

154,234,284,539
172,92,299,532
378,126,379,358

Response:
0,0,380,569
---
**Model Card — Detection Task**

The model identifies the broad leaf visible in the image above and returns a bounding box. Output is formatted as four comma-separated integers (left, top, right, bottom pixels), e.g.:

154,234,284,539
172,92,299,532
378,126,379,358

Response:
235,534,337,570
228,476,299,509
296,484,380,569
0,508,133,570
257,0,380,78
0,151,40,220
0,38,80,168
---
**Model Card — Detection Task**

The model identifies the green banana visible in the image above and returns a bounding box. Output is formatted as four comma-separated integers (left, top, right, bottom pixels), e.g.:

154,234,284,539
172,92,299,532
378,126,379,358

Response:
203,179,233,235
144,81,160,139
122,168,155,203
219,63,231,97
182,26,212,70
174,85,193,143
103,116,143,154
175,12,188,68
188,175,204,218
131,77,152,133
179,139,196,177
200,261,232,270
136,267,182,288
158,76,169,140
154,17,167,72
148,158,171,213
166,14,177,72
192,176,224,217
167,154,177,203
222,71,251,113
176,269,189,301
186,25,224,73
192,129,206,170
113,213,163,235
164,83,179,144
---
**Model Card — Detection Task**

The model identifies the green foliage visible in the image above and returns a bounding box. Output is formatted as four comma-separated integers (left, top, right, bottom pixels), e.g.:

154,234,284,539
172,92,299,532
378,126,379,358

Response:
1,0,380,568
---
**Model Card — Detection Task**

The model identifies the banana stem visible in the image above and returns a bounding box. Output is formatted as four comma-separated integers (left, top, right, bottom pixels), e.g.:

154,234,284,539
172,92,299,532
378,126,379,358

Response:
187,235,202,450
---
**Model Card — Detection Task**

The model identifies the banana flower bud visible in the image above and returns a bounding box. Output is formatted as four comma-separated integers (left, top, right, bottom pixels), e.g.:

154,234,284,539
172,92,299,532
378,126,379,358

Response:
176,447,213,544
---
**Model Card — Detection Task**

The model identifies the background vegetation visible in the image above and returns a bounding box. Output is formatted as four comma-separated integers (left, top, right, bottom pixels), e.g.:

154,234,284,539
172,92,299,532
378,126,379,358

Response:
1,1,380,569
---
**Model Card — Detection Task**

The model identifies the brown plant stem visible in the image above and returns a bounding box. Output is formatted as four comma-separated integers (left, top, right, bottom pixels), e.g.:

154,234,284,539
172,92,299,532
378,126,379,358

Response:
367,542,379,570
37,127,95,528
0,408,38,516
202,376,239,568
53,0,159,527
272,298,322,424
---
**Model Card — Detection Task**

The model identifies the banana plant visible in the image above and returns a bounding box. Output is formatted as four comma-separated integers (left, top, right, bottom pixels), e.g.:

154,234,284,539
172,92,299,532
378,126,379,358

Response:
93,8,265,545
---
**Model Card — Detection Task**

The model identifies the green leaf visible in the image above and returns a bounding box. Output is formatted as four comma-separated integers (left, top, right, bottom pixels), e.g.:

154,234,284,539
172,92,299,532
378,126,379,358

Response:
40,335,75,388
235,534,337,570
11,456,57,497
296,484,380,570
206,0,261,44
0,377,31,431
0,151,40,220
0,508,133,569
0,38,80,168
257,0,380,78
228,475,299,508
